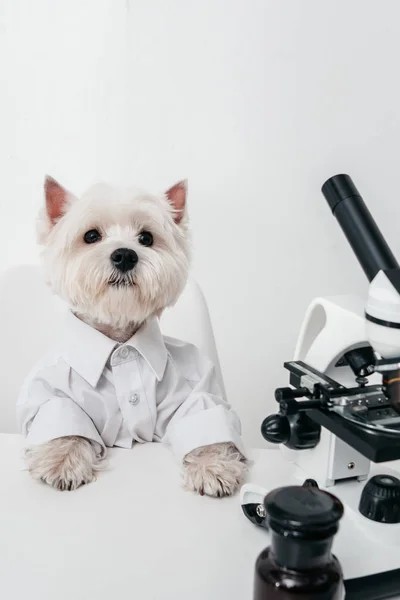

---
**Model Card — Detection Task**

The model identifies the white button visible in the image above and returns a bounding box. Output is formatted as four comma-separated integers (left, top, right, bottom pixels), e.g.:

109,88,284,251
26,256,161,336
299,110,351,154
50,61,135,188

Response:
119,347,130,359
129,392,140,406
111,346,137,366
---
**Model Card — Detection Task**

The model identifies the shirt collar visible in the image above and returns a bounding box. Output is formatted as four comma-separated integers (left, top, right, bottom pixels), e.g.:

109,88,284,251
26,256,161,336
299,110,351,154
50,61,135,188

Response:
60,312,168,387
126,316,168,382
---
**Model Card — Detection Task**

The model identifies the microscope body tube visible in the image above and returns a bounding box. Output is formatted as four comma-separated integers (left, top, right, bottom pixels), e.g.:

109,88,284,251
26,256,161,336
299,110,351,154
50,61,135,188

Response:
323,174,400,414
322,175,399,282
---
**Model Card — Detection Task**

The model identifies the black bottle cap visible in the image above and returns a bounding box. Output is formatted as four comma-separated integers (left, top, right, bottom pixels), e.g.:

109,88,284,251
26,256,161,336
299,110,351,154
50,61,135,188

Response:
265,486,344,539
359,475,400,523
322,174,361,214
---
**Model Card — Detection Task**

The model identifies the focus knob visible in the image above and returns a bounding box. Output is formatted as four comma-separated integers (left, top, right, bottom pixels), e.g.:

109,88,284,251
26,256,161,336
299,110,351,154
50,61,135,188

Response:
261,414,290,444
359,475,400,523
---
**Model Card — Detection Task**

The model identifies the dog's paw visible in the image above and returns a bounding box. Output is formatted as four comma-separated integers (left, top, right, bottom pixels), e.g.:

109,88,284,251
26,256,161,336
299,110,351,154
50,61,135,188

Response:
183,442,247,498
25,436,102,491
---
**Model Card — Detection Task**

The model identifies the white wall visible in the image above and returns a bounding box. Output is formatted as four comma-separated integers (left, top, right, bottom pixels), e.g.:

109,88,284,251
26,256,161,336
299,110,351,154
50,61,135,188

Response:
3,0,400,447
0,0,128,265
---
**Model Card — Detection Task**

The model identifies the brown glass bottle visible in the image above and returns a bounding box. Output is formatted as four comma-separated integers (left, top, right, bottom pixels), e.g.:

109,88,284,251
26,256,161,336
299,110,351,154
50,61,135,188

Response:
253,485,344,600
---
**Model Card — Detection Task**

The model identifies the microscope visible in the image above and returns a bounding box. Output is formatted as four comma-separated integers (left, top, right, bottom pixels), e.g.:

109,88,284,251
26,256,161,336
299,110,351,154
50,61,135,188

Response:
241,175,400,598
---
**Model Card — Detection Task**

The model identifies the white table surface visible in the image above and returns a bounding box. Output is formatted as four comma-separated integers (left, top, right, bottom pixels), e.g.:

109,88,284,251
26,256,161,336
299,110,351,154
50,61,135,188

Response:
0,435,269,600
1,434,399,600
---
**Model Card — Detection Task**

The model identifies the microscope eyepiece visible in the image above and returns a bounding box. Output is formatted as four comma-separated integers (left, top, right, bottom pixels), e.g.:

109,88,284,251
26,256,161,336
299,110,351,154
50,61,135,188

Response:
322,174,360,214
322,174,399,282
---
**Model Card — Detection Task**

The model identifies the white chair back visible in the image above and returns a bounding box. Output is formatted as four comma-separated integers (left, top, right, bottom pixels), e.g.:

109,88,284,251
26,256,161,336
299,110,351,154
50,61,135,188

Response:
0,265,225,433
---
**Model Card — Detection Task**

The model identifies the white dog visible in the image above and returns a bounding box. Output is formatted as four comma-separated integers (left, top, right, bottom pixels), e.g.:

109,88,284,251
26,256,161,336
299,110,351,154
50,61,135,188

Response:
17,177,247,496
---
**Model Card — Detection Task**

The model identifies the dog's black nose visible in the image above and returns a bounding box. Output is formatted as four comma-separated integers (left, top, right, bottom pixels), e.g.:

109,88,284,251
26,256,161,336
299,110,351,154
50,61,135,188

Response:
111,248,138,272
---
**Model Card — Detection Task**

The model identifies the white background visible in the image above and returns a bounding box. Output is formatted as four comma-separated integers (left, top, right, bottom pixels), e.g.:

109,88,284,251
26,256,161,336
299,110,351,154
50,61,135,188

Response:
2,0,400,447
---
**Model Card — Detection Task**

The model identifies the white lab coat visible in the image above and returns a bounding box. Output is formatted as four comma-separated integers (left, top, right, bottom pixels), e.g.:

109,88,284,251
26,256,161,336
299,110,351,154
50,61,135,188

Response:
17,312,247,461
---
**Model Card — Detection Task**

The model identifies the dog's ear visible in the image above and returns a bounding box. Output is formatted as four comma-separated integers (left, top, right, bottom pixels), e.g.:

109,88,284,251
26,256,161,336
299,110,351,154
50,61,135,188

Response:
44,176,75,224
37,176,77,244
165,180,187,224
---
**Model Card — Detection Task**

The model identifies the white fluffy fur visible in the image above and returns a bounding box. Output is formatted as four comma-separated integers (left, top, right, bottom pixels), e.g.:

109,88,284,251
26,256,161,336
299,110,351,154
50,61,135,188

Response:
26,436,102,491
28,179,246,496
38,182,190,329
183,443,247,497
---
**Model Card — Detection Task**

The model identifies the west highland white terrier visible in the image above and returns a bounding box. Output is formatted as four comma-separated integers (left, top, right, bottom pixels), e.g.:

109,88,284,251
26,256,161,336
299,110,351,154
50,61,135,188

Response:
18,177,247,496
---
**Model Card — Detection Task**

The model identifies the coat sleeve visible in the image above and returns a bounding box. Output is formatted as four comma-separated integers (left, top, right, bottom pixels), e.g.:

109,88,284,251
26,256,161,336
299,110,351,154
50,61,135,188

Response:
156,342,248,462
17,369,106,458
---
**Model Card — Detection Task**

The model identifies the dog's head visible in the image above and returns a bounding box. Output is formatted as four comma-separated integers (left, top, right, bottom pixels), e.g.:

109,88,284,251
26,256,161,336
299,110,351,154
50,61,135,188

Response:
38,177,190,328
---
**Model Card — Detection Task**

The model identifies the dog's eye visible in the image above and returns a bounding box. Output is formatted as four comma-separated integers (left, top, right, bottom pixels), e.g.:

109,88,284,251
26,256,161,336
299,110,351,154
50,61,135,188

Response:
84,229,102,244
138,231,153,247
